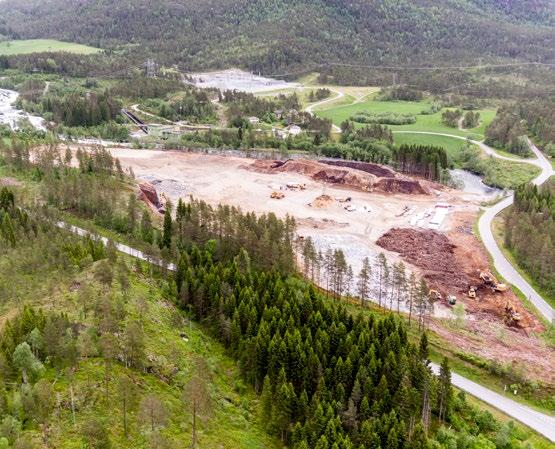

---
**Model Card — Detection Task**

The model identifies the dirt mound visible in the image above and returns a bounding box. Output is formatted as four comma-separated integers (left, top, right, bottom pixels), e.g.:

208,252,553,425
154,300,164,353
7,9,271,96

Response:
373,178,429,195
249,158,428,195
320,160,396,178
0,177,21,186
377,225,540,330
312,194,334,208
138,181,163,213
377,228,469,290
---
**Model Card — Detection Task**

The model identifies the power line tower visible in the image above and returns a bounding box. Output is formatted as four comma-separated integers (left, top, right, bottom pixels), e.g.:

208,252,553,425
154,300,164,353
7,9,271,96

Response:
145,59,157,78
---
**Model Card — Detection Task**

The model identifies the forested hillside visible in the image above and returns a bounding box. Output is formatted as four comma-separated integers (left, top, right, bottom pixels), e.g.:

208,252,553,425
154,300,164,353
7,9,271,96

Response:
1,0,554,73
0,133,544,449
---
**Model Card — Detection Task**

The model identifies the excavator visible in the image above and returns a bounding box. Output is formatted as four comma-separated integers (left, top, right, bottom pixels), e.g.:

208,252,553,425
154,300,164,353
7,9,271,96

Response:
479,271,508,293
504,304,523,327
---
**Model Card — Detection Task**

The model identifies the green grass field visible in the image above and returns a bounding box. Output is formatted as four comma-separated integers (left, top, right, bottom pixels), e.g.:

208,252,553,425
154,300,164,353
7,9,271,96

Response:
393,132,467,159
482,157,541,189
0,39,101,55
316,98,496,139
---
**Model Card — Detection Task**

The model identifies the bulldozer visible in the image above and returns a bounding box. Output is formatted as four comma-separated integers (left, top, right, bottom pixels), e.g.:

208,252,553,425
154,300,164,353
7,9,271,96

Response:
270,191,285,199
479,271,508,293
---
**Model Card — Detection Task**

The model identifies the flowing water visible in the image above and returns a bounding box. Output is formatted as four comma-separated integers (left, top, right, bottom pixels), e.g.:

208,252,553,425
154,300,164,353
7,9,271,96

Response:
0,88,46,131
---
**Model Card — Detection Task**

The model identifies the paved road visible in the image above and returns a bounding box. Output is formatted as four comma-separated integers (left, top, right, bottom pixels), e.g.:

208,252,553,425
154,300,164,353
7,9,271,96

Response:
393,131,554,322
477,139,554,323
430,363,555,441
55,220,555,440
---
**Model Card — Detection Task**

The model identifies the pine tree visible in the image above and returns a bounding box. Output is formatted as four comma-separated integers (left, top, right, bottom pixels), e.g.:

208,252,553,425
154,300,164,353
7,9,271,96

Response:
161,205,172,249
357,257,372,307
437,357,452,422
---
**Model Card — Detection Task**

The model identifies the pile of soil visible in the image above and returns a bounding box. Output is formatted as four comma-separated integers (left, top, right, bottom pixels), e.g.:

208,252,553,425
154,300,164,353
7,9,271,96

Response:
373,178,428,195
320,160,396,178
138,181,163,213
377,226,539,330
377,228,469,291
249,159,428,195
312,194,334,208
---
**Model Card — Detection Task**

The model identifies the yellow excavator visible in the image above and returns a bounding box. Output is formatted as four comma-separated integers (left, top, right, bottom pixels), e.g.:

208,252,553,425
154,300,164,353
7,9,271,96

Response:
479,271,508,293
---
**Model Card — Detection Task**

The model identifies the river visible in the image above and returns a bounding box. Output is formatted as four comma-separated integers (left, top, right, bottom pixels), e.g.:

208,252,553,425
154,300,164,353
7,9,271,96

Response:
0,88,46,131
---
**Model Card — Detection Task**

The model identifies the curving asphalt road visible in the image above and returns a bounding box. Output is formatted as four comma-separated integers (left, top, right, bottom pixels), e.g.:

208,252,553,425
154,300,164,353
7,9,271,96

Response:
430,363,555,441
54,220,555,441
393,131,554,323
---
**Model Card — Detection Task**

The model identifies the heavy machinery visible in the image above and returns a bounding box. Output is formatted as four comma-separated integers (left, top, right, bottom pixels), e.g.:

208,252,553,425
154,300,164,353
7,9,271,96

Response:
479,271,508,293
447,295,457,305
468,286,477,298
429,289,442,302
270,191,285,199
504,304,523,327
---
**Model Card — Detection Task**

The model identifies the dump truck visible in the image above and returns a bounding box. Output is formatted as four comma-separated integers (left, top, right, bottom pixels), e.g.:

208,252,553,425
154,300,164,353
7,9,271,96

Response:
270,191,285,199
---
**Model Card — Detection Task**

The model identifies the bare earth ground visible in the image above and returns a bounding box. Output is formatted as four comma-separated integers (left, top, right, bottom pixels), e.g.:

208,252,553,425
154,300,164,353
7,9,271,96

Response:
75,147,553,384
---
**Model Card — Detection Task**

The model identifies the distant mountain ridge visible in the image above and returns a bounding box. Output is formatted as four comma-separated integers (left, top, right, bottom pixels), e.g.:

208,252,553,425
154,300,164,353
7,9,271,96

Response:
1,0,554,72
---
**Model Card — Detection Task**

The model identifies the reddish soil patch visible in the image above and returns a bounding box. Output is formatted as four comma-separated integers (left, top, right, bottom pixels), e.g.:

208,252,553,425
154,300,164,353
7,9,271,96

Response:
138,181,163,213
249,158,429,195
373,178,428,195
319,159,396,178
377,224,541,331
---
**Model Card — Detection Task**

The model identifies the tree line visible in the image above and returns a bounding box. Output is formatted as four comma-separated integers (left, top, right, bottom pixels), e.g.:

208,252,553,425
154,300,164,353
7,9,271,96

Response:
504,181,555,296
392,145,449,182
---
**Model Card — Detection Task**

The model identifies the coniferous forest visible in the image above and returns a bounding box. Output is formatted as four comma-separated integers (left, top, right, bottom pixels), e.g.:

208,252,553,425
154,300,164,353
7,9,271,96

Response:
504,181,555,297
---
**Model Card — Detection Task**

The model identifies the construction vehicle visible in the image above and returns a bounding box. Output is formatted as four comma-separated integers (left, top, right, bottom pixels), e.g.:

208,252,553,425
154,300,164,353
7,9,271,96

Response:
479,271,508,293
270,191,285,199
504,304,522,327
336,196,352,203
429,289,442,301
447,295,457,305
468,286,477,298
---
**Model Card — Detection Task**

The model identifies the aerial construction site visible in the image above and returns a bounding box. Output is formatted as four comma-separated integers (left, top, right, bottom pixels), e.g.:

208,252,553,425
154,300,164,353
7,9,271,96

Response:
93,146,555,383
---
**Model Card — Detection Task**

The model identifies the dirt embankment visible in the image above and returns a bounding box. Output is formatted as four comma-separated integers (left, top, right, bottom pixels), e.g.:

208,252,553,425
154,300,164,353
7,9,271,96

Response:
319,159,396,178
376,227,540,331
249,159,429,195
138,182,164,213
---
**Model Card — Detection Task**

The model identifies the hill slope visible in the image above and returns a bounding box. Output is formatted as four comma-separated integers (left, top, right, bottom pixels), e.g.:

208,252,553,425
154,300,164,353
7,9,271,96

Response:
1,0,554,72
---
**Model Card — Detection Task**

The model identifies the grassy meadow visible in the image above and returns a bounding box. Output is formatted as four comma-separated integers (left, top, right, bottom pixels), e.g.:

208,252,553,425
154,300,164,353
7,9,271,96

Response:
0,39,101,55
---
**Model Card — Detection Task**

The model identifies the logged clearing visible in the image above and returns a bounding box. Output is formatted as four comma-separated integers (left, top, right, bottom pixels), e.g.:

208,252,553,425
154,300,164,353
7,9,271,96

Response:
0,39,101,55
